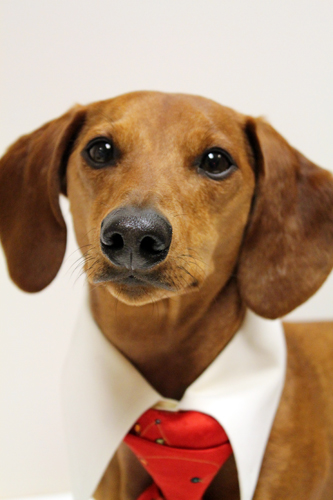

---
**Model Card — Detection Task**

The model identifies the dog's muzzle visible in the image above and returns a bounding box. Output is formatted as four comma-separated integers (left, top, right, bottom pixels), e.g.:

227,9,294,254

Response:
100,207,172,270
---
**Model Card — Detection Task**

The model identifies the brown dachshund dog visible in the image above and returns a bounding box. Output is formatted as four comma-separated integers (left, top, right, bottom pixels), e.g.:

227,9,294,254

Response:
1,91,333,499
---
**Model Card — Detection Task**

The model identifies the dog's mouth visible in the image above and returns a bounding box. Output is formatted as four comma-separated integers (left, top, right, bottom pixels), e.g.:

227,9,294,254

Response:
93,266,176,292
120,274,145,287
90,265,180,305
87,245,204,305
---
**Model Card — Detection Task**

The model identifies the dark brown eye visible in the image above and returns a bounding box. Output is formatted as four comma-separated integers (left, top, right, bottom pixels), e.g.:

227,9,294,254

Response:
200,149,236,180
83,138,113,167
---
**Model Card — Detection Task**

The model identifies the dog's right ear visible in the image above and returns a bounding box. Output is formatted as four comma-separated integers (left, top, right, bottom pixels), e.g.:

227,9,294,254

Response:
0,106,87,292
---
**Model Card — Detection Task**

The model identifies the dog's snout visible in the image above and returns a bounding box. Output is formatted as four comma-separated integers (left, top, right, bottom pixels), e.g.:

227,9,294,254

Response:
100,207,172,270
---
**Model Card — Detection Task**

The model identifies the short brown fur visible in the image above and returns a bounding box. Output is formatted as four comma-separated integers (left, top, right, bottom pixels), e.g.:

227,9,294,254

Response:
1,91,333,499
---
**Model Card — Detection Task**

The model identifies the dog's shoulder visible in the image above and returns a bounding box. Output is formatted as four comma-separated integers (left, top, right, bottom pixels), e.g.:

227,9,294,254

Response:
282,320,333,385
280,320,333,437
256,320,333,498
283,320,333,364
283,320,333,336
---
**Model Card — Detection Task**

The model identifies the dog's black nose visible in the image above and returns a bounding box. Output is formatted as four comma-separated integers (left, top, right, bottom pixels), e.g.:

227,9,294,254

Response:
100,207,172,270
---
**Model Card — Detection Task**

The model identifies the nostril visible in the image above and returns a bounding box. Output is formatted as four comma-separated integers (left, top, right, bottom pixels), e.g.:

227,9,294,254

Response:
110,233,124,250
103,232,124,250
140,235,167,255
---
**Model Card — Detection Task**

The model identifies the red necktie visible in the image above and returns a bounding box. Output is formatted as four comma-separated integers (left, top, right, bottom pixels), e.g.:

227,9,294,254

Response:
124,409,232,500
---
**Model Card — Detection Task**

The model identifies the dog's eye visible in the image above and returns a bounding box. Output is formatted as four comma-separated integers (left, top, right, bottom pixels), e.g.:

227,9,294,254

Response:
200,149,236,180
83,138,114,167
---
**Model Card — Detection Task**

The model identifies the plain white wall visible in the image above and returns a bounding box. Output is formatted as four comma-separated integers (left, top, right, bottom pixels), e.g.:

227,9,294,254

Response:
1,0,332,497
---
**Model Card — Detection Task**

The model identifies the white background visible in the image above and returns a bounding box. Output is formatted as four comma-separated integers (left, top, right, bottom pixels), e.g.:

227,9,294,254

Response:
0,0,332,497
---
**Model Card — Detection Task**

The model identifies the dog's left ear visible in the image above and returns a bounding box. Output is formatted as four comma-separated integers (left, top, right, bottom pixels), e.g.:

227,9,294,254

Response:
0,106,86,292
238,118,333,319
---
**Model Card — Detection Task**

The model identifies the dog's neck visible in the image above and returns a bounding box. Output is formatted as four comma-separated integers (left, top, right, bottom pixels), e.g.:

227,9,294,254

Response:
89,277,244,400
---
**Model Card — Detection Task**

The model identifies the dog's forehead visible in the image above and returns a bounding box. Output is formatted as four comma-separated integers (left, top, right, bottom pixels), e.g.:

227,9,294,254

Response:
84,91,245,145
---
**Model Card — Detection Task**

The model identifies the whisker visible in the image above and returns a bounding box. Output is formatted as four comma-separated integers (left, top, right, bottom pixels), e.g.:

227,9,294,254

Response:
179,252,205,265
73,268,87,286
168,211,189,219
177,255,205,273
73,258,98,286
69,256,95,280
67,251,92,273
64,243,93,263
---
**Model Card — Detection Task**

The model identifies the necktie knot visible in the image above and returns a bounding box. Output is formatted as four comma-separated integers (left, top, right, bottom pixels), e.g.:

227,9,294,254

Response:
124,409,232,500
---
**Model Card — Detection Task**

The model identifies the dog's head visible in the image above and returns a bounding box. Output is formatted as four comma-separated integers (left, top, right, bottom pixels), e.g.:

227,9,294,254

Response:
1,91,332,318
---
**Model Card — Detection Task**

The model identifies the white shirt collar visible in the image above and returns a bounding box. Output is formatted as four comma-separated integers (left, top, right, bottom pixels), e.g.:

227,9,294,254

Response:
61,296,286,500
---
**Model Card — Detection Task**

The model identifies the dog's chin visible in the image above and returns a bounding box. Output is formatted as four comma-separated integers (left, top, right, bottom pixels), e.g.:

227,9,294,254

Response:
105,281,175,306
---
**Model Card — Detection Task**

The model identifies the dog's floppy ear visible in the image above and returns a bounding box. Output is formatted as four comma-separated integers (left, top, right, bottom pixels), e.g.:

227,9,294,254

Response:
0,106,86,292
238,118,333,319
